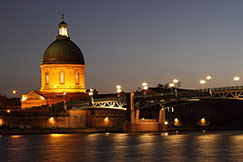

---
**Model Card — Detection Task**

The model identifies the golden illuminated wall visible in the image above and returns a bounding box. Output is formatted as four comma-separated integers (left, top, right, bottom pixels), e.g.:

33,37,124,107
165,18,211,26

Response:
40,64,86,93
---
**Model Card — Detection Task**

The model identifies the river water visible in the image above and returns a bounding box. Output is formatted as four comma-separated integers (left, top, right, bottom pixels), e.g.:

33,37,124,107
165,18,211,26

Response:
1,131,243,162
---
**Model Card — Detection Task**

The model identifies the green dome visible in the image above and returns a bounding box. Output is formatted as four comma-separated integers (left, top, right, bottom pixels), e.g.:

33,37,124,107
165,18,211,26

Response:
42,36,85,65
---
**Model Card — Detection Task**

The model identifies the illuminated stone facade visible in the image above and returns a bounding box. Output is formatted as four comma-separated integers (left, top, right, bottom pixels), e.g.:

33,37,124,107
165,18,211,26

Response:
40,64,85,93
21,15,86,109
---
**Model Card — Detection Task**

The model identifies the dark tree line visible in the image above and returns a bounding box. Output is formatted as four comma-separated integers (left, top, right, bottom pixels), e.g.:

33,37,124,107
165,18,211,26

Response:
0,94,21,109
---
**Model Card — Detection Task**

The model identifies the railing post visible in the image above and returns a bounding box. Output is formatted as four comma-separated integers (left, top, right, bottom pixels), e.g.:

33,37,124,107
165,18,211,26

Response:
159,108,165,124
159,108,167,131
136,109,140,123
209,88,212,97
130,93,135,124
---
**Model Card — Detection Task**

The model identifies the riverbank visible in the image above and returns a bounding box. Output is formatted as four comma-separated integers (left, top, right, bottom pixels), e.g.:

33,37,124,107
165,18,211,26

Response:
0,127,124,135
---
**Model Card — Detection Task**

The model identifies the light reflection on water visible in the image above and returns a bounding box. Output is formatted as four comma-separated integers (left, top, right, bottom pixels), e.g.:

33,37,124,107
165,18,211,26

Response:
1,131,243,161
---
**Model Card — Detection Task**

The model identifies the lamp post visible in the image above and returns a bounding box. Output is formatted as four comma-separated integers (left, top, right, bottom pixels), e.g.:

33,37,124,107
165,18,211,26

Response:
12,90,19,107
200,80,206,88
12,90,18,98
233,76,240,86
206,75,212,87
63,91,66,111
173,79,178,84
116,85,122,97
88,88,94,104
173,79,178,88
142,82,148,98
206,75,212,96
169,82,175,93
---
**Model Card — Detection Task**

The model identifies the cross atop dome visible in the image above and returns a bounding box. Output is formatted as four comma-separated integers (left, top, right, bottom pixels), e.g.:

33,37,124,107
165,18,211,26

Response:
62,13,64,21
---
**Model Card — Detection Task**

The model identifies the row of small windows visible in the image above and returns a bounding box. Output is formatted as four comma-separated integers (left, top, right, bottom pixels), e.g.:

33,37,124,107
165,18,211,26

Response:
45,72,80,85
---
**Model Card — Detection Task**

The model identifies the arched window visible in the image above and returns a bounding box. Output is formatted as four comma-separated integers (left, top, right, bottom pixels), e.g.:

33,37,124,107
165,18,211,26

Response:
60,71,65,84
45,72,49,85
75,72,80,85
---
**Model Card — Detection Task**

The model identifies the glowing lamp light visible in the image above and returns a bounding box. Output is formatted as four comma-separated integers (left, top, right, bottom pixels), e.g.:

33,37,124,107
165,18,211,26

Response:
22,97,27,101
41,96,45,100
90,88,94,92
50,134,64,137
7,110,10,113
49,117,55,124
164,121,168,125
88,91,93,96
206,75,212,80
11,135,21,138
173,79,179,84
169,83,175,88
143,86,148,90
161,132,168,136
234,76,240,81
12,90,17,94
104,117,109,127
200,80,206,85
116,85,122,93
142,82,147,87
200,117,206,126
116,85,121,89
63,92,66,95
174,118,179,122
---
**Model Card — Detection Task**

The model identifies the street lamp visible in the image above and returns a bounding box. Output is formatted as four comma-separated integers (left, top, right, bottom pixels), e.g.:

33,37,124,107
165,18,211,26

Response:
200,80,206,88
142,82,147,87
142,82,148,91
143,85,148,90
88,88,94,95
173,79,178,88
12,90,19,107
88,88,94,104
116,85,122,97
172,78,182,88
169,83,175,88
142,82,148,98
206,75,212,88
206,75,212,81
169,82,175,93
233,76,240,86
173,79,178,84
206,75,213,95
63,91,66,111
12,90,18,98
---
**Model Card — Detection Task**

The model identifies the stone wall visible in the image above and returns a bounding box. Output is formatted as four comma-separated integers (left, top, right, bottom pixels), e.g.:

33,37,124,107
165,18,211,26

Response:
0,108,127,130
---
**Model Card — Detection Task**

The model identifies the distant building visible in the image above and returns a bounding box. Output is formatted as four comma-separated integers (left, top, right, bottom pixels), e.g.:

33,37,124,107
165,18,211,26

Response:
21,15,87,109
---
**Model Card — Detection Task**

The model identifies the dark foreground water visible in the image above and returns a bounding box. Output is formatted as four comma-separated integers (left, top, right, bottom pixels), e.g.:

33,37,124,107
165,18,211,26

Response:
1,131,243,162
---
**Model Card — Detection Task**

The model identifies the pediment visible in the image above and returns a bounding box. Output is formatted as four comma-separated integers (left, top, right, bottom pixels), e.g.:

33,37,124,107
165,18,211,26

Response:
26,91,45,101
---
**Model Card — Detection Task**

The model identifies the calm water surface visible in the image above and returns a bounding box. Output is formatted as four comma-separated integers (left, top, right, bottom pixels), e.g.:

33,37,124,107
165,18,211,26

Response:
1,131,243,162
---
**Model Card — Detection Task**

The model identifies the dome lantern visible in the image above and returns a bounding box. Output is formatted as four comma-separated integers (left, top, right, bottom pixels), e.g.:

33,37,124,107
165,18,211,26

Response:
58,14,68,37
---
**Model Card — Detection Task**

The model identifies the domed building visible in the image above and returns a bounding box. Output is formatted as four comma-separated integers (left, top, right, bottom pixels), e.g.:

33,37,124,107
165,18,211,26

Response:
21,16,87,109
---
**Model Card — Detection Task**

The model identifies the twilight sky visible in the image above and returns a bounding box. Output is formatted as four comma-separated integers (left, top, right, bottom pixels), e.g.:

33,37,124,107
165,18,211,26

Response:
1,0,243,97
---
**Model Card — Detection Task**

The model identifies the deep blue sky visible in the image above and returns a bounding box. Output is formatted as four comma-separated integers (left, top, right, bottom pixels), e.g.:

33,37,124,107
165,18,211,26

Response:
1,0,243,97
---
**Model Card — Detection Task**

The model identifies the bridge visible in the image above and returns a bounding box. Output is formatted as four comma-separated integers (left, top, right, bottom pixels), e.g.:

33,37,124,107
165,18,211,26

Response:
67,85,243,132
67,85,243,110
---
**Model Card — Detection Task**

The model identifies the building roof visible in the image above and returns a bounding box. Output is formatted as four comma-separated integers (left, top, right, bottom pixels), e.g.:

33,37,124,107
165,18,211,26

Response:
41,36,85,65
